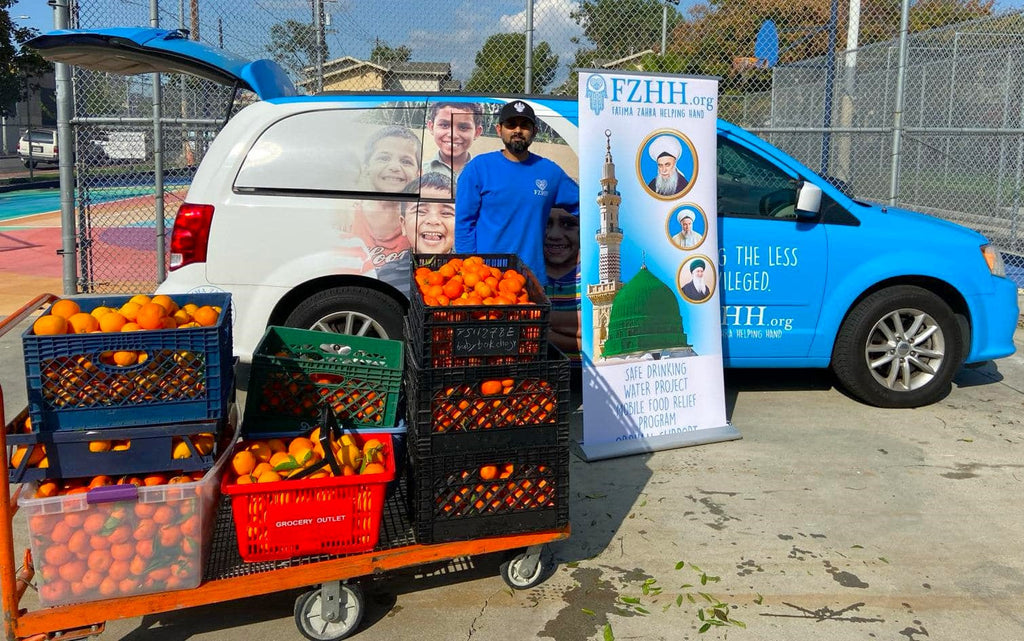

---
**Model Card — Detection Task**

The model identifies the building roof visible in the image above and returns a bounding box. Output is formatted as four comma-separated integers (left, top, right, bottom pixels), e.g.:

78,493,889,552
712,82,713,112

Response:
603,266,690,357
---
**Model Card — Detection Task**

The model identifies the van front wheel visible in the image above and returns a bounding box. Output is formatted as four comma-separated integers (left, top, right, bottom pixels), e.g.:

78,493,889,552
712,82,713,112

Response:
283,287,404,340
832,286,964,408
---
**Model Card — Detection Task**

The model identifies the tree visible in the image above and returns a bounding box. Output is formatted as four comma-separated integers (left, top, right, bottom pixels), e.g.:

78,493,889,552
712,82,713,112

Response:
267,19,328,78
465,33,558,93
0,4,51,118
571,0,681,58
370,40,412,66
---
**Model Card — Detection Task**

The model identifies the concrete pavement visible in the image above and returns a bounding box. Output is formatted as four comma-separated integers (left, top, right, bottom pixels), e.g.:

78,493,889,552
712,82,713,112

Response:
2,318,1023,641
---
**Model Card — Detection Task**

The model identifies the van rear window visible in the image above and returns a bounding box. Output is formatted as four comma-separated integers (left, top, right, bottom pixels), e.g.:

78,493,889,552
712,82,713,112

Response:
234,107,426,197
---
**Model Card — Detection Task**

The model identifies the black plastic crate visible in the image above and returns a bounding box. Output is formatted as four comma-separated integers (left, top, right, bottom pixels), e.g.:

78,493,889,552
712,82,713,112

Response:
5,406,233,484
22,293,233,431
409,444,570,544
405,345,570,456
407,253,550,368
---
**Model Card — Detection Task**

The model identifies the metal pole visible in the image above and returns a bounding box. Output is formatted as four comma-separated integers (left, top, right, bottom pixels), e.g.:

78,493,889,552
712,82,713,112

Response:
50,0,77,295
819,0,839,175
661,3,667,55
152,0,166,283
835,0,860,185
313,0,324,93
524,0,534,93
888,0,912,206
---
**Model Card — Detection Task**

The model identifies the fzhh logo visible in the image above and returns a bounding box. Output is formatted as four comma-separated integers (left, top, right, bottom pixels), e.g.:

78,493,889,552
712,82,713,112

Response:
585,75,608,115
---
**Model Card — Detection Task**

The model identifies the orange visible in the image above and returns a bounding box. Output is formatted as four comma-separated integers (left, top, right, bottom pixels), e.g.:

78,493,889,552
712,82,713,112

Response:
361,462,386,475
362,439,384,463
160,316,177,329
287,437,315,457
90,305,113,319
479,464,498,481
480,380,502,396
128,294,152,307
120,322,142,332
150,294,179,314
171,309,191,325
172,439,193,459
119,302,141,321
231,450,257,476
35,480,60,498
192,306,219,327
88,475,112,489
142,474,167,486
268,451,294,469
67,312,100,334
192,433,215,455
266,438,287,454
136,302,168,330
50,299,81,319
251,462,274,478
247,441,272,462
112,351,138,367
98,311,128,333
181,303,199,315
11,445,45,468
256,470,282,483
32,315,68,336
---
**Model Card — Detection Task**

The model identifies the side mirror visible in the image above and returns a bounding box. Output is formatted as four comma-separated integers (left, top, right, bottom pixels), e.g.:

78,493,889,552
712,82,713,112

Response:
795,181,822,218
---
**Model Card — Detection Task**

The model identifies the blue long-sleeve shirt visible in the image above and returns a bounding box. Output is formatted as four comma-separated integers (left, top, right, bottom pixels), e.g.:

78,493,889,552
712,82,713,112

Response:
455,150,579,284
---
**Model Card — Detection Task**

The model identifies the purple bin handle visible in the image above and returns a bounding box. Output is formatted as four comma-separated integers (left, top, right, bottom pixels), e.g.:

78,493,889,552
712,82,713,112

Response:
86,484,139,504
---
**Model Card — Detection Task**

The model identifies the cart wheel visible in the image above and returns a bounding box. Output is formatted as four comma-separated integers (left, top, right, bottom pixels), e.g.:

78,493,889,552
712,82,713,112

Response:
294,582,364,641
500,546,549,590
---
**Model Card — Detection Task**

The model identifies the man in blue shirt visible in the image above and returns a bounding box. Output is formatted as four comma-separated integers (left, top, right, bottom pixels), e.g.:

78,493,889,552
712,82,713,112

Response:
455,100,580,285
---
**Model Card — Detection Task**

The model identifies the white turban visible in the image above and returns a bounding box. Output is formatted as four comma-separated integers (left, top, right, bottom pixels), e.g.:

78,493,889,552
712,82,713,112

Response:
648,135,682,162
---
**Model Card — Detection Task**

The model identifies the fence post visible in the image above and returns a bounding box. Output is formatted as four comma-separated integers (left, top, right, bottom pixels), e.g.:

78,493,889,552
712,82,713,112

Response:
152,0,166,283
888,0,911,207
525,0,534,94
51,0,78,295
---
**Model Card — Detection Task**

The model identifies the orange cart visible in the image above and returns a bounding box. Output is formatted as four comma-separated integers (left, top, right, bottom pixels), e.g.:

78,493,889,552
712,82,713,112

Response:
0,294,570,641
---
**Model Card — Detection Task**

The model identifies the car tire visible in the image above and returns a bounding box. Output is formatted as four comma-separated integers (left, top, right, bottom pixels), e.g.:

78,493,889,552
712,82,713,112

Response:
832,285,964,408
283,287,404,340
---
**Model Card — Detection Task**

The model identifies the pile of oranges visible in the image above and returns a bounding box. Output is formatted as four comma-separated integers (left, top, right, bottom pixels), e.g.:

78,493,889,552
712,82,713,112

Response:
33,294,220,337
432,378,558,432
414,256,532,307
26,469,209,605
435,463,555,516
227,429,388,485
32,469,206,499
251,373,389,426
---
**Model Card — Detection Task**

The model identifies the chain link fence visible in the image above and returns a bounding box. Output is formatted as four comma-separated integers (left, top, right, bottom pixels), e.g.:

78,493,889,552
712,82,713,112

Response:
62,0,1024,291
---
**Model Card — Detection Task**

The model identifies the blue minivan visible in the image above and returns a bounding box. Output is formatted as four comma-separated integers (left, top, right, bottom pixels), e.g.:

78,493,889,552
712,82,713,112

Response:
29,28,1019,408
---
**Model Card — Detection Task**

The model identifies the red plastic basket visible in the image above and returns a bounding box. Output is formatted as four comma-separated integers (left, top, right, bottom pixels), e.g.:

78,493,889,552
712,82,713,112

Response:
221,433,395,562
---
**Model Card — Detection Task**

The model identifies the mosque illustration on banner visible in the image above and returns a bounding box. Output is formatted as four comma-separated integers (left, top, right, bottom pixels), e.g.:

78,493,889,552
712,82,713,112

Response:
587,130,696,364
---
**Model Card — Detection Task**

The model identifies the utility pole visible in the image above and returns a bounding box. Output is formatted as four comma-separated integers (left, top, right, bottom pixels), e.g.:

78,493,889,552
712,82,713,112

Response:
190,0,199,40
661,0,679,56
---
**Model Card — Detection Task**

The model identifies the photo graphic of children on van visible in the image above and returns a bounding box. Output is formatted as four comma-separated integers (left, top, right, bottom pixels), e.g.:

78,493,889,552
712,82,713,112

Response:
350,124,424,265
424,102,483,181
376,171,455,295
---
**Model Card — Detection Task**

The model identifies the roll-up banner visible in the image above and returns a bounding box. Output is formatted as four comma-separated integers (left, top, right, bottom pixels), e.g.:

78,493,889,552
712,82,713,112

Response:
575,70,740,461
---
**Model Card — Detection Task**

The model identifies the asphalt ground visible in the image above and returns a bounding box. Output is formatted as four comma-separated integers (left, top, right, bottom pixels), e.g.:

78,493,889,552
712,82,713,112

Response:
1,310,1023,641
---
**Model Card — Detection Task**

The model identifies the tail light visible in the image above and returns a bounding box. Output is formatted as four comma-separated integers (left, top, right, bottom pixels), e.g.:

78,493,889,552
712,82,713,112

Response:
169,203,215,270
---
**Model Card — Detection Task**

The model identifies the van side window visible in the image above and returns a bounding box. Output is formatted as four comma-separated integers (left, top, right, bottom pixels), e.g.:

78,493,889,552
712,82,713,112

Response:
234,106,426,197
717,136,797,220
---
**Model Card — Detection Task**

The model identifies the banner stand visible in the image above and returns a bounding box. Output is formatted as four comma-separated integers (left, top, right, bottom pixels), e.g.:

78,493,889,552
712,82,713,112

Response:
572,424,741,462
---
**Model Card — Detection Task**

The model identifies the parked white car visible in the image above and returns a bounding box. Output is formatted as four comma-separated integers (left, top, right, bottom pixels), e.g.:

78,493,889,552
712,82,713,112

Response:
17,128,59,167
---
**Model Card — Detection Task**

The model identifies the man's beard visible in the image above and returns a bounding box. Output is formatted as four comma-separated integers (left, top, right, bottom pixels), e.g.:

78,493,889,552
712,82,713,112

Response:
505,137,531,155
655,173,677,195
690,276,707,294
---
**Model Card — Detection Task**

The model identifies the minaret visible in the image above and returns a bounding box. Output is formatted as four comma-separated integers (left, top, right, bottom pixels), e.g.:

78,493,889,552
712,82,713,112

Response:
586,129,625,359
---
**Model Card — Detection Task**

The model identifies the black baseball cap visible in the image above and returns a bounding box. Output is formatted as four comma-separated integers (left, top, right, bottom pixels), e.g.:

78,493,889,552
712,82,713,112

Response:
499,100,536,125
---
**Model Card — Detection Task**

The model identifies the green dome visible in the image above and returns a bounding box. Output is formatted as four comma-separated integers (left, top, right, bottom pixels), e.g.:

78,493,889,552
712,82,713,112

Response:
603,266,689,357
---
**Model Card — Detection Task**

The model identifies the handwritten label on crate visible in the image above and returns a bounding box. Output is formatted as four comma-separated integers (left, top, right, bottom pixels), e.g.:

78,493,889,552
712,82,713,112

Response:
453,325,520,356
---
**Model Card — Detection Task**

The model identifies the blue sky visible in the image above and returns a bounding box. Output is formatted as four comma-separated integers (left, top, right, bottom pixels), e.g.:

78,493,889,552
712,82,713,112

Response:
13,0,1024,84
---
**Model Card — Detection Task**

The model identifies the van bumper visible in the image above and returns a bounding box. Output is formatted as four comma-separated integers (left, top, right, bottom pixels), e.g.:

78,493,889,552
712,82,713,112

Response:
964,276,1019,363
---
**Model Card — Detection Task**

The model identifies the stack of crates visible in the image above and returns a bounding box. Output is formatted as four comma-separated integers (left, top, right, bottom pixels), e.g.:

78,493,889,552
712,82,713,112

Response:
8,292,237,606
12,292,235,483
405,254,571,544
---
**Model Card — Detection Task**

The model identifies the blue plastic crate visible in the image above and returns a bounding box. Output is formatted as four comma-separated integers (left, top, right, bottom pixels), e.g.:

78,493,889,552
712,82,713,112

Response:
22,293,234,431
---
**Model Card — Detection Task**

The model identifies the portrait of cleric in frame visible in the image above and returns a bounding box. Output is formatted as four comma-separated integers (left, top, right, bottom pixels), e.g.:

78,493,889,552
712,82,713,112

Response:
667,203,707,250
677,255,716,304
637,130,698,200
